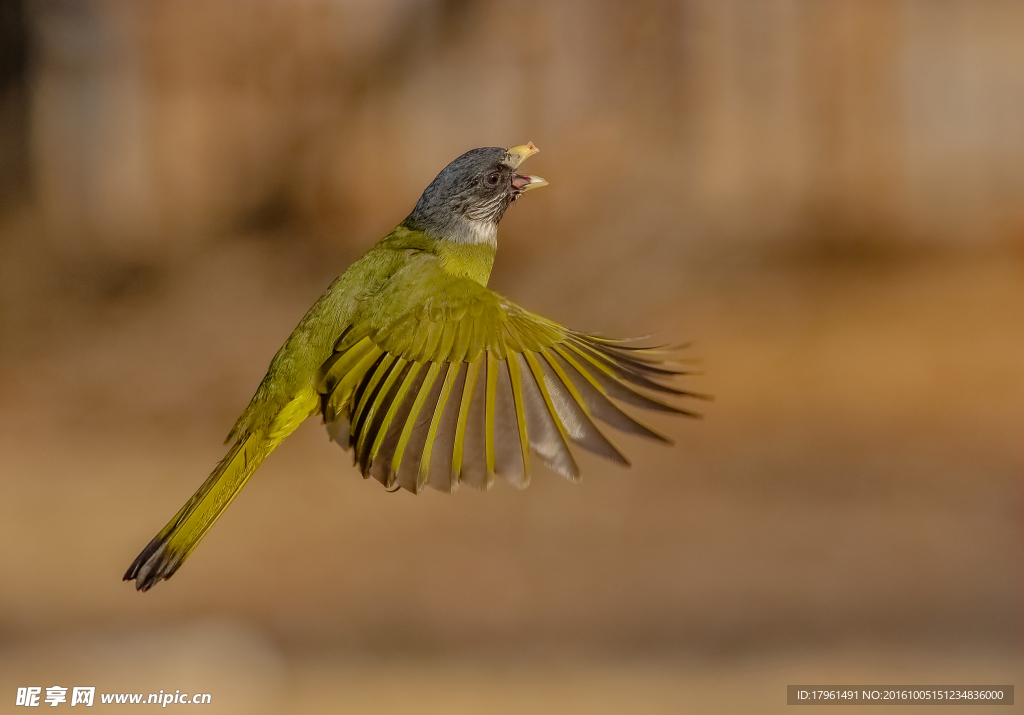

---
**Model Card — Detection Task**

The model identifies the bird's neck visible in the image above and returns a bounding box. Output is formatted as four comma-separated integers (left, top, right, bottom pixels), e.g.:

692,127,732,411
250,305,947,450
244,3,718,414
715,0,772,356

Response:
433,238,496,286
383,224,497,286
443,216,498,247
417,215,499,284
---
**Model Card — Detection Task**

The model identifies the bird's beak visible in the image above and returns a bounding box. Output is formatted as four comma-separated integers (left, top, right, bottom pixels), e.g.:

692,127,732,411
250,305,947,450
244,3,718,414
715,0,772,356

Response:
511,174,548,193
505,142,547,192
504,142,540,169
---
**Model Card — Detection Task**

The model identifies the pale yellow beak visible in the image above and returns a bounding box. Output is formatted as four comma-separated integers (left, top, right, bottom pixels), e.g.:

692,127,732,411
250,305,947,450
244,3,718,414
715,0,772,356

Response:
511,173,548,193
504,142,540,169
505,142,547,192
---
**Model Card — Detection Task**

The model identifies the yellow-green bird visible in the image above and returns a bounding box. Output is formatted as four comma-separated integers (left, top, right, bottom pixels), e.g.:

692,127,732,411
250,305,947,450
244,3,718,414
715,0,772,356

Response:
125,143,703,591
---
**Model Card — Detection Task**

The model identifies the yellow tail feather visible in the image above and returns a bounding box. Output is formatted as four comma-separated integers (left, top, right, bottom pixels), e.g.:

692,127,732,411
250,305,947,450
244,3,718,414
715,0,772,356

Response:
125,389,318,591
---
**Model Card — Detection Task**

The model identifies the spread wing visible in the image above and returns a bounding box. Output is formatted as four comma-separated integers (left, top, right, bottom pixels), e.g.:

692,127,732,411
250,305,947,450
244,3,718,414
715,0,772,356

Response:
317,270,703,493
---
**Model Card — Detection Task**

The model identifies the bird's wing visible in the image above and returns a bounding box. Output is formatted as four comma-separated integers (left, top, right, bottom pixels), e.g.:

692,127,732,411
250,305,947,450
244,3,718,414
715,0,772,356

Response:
317,267,702,493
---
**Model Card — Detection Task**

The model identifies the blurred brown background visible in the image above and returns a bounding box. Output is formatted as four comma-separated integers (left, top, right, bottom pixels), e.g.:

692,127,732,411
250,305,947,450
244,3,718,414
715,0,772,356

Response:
1,1,1022,713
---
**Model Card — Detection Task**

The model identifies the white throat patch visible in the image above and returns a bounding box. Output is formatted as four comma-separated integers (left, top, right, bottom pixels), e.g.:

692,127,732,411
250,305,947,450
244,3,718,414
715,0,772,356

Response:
445,217,497,246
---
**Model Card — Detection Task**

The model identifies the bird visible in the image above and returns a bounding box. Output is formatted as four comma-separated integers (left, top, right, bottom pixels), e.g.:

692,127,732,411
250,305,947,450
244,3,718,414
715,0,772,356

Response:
124,143,705,591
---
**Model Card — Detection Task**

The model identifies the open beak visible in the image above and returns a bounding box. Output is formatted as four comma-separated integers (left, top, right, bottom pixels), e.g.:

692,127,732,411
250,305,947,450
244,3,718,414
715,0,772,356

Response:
511,173,548,193
505,142,547,192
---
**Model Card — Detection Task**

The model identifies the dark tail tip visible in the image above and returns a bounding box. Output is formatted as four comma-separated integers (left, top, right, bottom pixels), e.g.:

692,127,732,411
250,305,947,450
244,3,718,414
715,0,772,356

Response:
123,535,180,592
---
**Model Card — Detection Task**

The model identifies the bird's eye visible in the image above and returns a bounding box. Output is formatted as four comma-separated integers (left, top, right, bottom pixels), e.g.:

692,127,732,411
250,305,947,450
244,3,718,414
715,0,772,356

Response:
485,172,501,185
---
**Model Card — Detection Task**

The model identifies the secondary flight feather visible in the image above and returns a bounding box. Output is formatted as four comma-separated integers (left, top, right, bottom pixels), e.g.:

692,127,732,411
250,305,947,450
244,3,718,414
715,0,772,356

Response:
125,143,705,591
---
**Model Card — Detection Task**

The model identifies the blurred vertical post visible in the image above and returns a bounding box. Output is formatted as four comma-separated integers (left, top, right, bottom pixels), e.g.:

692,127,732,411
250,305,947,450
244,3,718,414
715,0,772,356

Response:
0,0,28,203
28,0,161,262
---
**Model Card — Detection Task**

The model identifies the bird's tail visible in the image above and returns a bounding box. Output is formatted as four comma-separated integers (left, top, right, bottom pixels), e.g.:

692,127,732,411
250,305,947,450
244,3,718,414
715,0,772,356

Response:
124,389,318,591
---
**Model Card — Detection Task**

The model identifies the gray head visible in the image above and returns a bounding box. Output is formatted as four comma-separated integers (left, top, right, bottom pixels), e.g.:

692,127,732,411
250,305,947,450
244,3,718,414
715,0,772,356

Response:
404,143,547,245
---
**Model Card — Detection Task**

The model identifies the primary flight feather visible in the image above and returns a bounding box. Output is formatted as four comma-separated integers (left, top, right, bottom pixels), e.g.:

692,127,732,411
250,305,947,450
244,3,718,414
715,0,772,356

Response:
125,143,704,591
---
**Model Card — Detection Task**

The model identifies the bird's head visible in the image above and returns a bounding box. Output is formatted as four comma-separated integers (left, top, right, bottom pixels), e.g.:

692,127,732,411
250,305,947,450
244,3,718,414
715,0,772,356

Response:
404,143,548,246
